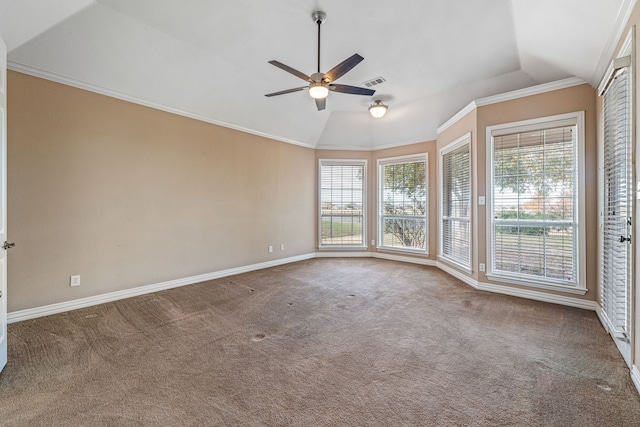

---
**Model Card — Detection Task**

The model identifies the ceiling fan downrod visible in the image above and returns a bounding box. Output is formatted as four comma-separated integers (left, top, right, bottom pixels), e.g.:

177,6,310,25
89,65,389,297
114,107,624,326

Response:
312,11,326,74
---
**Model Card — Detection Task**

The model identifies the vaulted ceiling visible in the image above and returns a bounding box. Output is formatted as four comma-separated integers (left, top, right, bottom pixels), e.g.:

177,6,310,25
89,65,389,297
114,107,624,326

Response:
0,0,633,149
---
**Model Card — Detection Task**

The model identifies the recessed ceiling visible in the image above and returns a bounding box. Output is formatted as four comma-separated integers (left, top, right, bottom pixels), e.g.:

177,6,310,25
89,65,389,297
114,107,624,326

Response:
0,0,632,149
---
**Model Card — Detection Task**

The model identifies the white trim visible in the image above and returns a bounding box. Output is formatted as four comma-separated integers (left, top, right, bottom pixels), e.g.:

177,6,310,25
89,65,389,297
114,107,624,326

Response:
8,251,599,324
318,158,368,250
437,77,586,135
314,251,372,258
476,281,597,311
7,253,316,324
317,246,368,251
315,136,439,152
631,366,640,396
377,153,429,254
590,0,639,86
438,133,473,270
436,259,595,310
372,252,436,266
437,256,473,275
437,261,479,288
486,111,587,294
438,103,478,136
485,273,588,295
7,61,315,150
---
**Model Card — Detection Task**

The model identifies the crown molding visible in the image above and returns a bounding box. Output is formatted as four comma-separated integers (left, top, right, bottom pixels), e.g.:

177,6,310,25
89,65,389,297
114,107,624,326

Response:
590,0,638,86
437,77,587,135
7,61,316,150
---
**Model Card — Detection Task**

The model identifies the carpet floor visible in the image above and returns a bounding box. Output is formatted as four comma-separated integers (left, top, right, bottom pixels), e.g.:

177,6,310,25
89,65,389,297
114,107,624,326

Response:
0,258,639,426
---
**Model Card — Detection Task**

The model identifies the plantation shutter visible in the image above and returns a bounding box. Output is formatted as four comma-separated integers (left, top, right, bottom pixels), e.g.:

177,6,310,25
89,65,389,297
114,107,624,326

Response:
600,57,632,339
319,161,366,247
491,122,578,284
441,142,471,267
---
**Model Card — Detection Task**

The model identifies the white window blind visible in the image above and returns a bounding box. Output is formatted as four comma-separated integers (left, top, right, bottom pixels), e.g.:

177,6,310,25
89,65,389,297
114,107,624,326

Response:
441,140,471,268
319,160,366,247
491,122,578,285
378,155,428,252
600,63,631,339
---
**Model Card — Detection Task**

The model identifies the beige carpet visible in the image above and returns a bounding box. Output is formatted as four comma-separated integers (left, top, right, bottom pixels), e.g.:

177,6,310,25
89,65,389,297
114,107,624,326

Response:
0,258,639,426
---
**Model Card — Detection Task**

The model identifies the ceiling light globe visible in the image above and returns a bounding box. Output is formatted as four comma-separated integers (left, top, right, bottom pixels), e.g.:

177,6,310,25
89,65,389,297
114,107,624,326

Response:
309,83,329,99
369,100,388,118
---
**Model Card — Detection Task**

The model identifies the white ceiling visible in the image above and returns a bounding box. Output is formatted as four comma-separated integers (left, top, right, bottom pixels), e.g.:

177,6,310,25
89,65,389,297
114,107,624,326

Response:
0,0,633,149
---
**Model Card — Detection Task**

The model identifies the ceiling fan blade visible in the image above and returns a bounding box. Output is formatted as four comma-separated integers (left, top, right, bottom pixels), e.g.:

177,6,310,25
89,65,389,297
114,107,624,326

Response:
315,98,326,111
323,54,364,83
268,60,312,82
265,86,308,97
328,84,375,96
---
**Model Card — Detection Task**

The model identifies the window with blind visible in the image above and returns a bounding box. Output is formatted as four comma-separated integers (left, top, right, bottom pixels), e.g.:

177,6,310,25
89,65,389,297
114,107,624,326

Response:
487,113,585,291
378,154,428,253
319,160,366,248
599,54,632,348
440,135,471,269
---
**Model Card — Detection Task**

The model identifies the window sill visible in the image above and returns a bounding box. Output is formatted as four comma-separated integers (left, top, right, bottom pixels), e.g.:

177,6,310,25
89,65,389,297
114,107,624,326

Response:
485,273,587,295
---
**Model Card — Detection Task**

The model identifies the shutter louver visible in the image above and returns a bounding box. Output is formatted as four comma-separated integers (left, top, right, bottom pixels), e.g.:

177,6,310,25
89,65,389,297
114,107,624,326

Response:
441,142,471,267
601,65,631,339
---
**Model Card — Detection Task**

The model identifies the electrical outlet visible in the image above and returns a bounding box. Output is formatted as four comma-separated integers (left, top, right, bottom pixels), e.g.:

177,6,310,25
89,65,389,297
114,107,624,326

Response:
268,246,273,253
371,240,375,246
280,244,285,251
478,196,486,205
479,263,485,272
70,275,81,287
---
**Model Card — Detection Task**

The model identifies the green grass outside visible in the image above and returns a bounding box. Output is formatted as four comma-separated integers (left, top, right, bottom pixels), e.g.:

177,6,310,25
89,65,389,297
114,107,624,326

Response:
321,220,362,238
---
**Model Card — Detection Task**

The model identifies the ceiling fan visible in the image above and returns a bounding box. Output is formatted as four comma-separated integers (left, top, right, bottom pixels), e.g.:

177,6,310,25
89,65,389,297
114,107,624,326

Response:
265,10,375,111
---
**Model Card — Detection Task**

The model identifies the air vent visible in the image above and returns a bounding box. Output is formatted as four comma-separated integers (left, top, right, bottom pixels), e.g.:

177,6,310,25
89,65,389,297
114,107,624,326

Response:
363,76,386,88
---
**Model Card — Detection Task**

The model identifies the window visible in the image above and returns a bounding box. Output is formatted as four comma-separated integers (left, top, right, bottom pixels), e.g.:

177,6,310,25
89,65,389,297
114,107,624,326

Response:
378,154,428,253
319,160,366,249
598,52,633,361
487,112,585,292
440,134,471,269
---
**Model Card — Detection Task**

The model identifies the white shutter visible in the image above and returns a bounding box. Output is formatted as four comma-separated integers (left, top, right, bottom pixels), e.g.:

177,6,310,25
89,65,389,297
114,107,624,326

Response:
600,62,631,339
441,142,471,267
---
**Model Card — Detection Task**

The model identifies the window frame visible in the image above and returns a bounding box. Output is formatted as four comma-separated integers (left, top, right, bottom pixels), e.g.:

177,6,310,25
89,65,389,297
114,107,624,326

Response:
377,153,429,255
485,111,587,294
439,133,472,272
318,159,368,251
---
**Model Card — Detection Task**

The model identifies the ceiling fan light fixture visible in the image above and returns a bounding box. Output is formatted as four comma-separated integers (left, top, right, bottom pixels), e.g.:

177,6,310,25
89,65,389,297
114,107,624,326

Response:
309,82,329,99
369,100,388,118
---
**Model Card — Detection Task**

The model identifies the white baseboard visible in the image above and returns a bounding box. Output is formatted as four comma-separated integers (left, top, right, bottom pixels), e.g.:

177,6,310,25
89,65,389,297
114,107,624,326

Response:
476,281,597,311
315,251,373,258
7,253,316,324
437,261,595,311
632,366,640,396
372,252,437,266
8,251,596,323
315,250,437,267
437,262,479,288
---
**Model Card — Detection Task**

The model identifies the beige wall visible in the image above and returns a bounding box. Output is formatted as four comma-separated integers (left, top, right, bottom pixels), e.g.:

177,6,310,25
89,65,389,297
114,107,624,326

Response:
316,141,437,259
7,71,316,312
371,142,438,259
476,84,598,302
